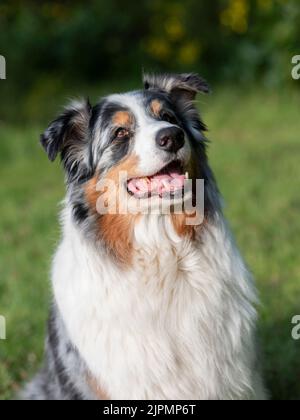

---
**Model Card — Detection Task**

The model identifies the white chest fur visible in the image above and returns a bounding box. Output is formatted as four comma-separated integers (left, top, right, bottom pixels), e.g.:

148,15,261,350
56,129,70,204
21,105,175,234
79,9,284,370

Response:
52,210,264,400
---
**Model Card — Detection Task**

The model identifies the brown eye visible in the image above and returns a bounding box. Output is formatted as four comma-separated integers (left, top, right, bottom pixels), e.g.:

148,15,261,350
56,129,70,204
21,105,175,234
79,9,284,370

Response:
161,112,177,125
115,128,130,139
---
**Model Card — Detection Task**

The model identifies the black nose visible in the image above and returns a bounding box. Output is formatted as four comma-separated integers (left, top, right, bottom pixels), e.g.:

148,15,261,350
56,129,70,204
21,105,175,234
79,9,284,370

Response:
155,127,185,153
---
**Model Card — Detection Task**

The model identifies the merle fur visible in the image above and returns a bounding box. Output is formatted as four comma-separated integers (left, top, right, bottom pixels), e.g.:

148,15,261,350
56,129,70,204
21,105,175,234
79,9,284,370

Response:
23,74,213,400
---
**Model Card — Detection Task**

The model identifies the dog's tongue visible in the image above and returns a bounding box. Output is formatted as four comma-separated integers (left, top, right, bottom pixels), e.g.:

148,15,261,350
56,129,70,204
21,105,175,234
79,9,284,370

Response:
127,171,185,197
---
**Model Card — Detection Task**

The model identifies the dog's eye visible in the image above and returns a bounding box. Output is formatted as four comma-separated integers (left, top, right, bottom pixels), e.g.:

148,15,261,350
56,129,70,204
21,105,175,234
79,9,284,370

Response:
115,128,130,139
161,112,177,125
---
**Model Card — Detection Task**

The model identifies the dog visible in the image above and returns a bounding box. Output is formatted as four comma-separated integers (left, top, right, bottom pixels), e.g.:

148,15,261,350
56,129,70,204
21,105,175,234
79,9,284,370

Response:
23,73,266,400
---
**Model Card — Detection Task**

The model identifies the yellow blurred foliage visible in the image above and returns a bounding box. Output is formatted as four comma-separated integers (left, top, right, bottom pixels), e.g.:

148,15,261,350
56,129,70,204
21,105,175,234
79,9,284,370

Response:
145,1,201,65
220,0,249,34
165,17,185,41
178,42,200,66
146,38,171,61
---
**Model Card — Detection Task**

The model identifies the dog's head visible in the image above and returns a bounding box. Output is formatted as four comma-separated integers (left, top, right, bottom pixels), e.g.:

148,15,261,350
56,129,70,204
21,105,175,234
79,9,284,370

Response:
41,73,211,262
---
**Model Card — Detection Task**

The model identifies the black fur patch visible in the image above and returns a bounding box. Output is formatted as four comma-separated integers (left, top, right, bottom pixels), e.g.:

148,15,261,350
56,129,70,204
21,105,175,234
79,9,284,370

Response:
89,100,106,133
40,111,76,162
144,89,207,139
41,100,93,184
72,202,89,224
47,307,82,400
93,101,135,171
110,138,131,165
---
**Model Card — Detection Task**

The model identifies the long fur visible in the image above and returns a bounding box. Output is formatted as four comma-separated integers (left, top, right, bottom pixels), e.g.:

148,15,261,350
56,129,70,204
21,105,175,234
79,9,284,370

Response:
23,74,266,400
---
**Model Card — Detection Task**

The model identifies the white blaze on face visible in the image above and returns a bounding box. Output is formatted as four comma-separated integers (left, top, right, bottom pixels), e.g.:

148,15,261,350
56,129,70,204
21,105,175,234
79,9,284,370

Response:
107,93,191,177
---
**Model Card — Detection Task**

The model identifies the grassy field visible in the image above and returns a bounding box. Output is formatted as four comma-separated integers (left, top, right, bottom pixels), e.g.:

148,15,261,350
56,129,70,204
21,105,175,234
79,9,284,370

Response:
0,87,300,400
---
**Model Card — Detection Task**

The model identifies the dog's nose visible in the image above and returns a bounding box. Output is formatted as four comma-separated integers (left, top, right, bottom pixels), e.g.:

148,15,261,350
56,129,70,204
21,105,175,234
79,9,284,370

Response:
155,127,185,153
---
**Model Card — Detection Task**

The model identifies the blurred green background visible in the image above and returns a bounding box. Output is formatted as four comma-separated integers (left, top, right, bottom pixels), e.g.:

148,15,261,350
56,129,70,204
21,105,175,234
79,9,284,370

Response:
0,0,300,400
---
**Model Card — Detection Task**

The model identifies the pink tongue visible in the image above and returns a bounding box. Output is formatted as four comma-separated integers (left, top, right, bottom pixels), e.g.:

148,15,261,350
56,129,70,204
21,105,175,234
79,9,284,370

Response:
128,173,185,197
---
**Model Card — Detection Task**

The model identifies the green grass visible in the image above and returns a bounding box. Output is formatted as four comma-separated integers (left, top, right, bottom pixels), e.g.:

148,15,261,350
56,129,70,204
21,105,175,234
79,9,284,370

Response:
1,88,300,400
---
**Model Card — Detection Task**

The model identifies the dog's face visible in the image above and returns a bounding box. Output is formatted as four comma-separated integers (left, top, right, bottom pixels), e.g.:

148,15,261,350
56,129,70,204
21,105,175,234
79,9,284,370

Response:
42,73,209,199
41,74,210,261
90,90,191,201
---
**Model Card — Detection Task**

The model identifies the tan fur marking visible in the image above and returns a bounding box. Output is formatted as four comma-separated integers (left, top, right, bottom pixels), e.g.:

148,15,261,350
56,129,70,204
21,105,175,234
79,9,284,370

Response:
100,213,137,265
150,99,162,117
85,152,206,260
85,176,99,211
171,214,195,238
85,154,140,266
103,154,139,186
112,111,133,127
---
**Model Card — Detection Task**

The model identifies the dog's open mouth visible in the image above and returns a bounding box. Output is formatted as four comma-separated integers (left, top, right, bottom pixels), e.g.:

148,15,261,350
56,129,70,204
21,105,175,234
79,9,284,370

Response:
127,160,188,199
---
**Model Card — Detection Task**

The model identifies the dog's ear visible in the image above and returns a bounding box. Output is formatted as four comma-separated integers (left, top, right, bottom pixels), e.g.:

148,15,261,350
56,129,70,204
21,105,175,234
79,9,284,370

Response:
41,99,92,162
41,99,93,182
144,73,209,138
143,73,210,103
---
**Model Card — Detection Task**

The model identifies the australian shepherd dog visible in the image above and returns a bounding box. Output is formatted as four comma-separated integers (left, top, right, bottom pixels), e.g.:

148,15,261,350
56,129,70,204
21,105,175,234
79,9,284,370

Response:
23,73,266,400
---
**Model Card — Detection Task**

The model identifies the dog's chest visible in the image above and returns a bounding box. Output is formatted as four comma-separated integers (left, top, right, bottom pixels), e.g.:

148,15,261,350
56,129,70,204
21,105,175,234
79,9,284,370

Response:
98,252,207,399
53,216,254,399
